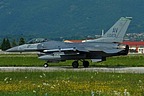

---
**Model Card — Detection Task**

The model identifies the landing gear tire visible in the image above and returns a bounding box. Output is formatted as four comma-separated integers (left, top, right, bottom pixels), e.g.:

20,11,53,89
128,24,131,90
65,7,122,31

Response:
83,61,89,68
44,63,48,68
72,61,79,68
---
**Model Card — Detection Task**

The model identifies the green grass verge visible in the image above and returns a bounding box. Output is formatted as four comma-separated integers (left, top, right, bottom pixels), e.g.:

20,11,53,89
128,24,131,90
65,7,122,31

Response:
0,71,144,96
0,54,144,67
0,54,44,67
96,55,144,67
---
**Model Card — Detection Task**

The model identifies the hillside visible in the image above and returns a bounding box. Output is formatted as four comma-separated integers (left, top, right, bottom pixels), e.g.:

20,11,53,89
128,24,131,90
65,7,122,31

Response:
0,0,144,40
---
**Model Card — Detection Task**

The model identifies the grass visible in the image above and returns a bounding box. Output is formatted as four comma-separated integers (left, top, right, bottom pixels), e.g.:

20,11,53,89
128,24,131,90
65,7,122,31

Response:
0,71,144,96
96,55,144,67
0,54,44,67
0,54,144,67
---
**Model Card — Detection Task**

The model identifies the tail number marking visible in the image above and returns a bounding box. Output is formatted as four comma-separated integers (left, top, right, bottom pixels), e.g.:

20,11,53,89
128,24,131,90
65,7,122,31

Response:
107,28,118,37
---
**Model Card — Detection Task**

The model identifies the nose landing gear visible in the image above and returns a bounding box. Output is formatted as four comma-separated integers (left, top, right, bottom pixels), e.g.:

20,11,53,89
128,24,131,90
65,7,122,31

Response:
43,63,48,68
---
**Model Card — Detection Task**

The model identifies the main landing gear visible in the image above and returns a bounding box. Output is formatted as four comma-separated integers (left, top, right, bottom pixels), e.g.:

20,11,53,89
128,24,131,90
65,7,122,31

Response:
72,61,79,68
72,60,89,68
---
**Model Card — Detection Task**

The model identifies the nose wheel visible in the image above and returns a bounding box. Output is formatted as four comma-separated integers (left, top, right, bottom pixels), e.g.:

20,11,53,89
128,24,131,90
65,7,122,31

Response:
44,63,48,68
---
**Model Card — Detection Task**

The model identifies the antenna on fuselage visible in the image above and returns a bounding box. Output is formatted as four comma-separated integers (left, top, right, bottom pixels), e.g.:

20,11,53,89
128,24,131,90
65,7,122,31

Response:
102,29,104,36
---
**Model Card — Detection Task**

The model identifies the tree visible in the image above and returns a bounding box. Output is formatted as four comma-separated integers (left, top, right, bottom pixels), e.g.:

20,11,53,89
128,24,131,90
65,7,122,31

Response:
19,37,25,45
5,38,11,49
11,39,17,47
1,38,11,51
1,38,6,51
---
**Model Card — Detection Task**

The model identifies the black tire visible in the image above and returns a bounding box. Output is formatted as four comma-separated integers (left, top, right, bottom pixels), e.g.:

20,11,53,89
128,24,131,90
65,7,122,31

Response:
83,61,89,68
44,63,48,68
72,61,79,68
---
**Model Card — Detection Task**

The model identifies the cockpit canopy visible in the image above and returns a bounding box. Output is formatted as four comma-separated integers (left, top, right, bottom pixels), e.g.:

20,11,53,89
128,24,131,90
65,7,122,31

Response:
27,38,48,44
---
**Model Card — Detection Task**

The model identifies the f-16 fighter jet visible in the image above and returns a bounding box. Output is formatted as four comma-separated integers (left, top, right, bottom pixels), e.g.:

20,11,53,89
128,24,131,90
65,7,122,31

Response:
7,17,132,68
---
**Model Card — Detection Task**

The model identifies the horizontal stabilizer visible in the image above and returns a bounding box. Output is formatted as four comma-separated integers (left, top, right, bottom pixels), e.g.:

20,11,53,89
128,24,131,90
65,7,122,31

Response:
103,49,123,54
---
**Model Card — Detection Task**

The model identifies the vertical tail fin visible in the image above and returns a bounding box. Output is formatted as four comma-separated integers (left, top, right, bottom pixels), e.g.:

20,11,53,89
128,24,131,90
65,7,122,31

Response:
83,17,132,43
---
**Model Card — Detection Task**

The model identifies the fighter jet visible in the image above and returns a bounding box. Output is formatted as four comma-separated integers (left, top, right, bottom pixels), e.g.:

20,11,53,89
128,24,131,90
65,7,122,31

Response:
7,17,132,68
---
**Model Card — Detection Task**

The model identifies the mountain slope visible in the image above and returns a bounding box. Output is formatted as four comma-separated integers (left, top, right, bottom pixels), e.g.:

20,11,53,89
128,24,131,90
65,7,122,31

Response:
0,0,144,40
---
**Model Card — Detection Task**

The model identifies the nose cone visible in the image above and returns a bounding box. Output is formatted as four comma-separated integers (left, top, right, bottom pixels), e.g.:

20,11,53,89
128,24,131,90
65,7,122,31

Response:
6,46,23,52
6,44,28,52
6,43,41,52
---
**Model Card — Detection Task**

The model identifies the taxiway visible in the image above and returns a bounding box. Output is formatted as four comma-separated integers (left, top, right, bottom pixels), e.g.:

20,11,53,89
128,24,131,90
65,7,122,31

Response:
0,67,144,73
